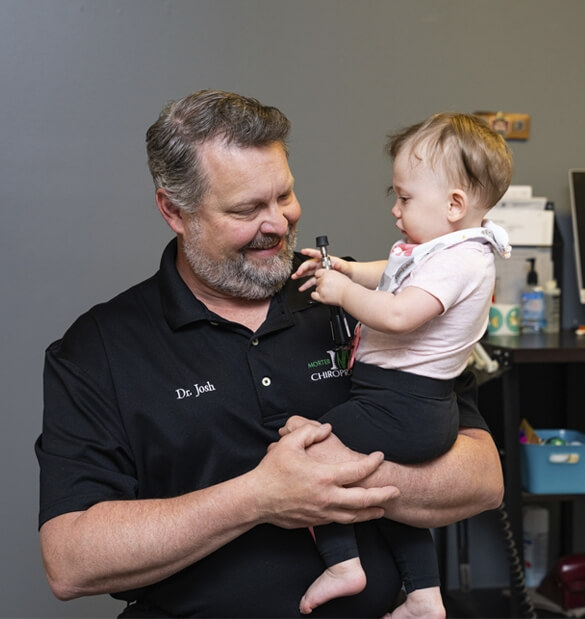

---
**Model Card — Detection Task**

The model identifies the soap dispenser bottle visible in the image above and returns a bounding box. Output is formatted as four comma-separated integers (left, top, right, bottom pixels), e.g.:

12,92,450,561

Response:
520,258,545,333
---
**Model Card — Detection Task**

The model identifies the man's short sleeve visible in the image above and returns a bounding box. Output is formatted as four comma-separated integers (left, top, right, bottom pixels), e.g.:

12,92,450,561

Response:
36,314,137,528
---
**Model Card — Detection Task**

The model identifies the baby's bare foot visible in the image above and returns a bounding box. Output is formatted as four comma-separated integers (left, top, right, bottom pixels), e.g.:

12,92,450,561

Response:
300,557,366,614
388,587,445,619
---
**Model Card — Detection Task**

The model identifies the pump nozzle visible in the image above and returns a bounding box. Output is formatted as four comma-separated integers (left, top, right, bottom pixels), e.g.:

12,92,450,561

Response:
526,258,538,285
316,235,332,270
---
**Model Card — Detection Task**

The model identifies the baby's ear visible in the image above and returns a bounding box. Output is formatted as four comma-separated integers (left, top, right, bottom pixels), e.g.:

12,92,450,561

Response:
447,189,468,222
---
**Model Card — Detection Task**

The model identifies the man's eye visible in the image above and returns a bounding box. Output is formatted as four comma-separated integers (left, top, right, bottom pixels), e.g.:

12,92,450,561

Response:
231,207,258,218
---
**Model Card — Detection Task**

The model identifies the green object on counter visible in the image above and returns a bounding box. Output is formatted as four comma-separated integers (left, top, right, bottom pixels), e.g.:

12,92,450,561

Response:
545,436,566,446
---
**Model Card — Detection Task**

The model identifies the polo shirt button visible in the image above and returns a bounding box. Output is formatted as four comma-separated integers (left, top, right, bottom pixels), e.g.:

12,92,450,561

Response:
251,338,259,346
261,377,271,387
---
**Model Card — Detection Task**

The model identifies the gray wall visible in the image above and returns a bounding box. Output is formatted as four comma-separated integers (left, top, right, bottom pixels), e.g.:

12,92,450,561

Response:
2,1,585,616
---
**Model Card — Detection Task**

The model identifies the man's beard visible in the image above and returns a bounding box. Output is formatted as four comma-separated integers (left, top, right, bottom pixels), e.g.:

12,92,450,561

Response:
183,223,297,300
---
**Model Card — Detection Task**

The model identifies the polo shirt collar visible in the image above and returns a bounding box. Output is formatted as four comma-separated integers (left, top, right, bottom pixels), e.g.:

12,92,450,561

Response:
159,238,314,331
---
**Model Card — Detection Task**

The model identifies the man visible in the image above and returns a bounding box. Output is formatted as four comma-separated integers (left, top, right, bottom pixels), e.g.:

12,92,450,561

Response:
36,90,503,618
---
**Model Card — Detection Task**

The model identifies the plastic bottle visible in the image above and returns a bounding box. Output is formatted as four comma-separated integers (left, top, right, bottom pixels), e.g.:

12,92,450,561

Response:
543,279,561,333
520,258,545,333
523,505,549,587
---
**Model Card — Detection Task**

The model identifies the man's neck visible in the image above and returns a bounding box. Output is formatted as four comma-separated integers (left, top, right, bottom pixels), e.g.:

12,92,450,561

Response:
176,252,271,332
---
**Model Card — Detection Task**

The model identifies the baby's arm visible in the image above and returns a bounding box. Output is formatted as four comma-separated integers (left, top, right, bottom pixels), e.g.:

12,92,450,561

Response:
314,275,443,334
292,248,385,290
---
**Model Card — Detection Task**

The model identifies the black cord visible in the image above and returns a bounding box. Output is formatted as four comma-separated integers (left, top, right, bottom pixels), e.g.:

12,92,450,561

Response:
497,501,537,618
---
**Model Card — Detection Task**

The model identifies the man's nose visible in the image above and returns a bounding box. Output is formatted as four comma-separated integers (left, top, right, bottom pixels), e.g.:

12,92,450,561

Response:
261,202,300,235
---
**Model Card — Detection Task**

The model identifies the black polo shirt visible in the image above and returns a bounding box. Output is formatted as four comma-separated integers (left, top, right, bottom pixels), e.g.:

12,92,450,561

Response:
36,239,486,618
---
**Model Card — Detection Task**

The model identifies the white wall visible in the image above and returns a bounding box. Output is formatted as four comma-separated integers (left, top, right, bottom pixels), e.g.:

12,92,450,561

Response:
2,1,585,616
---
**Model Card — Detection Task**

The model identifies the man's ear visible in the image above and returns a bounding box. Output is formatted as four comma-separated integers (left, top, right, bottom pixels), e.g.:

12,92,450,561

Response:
447,189,468,223
155,189,185,235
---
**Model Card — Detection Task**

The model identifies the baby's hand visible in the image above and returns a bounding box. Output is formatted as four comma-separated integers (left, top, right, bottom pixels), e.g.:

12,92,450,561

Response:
312,269,351,306
291,248,322,282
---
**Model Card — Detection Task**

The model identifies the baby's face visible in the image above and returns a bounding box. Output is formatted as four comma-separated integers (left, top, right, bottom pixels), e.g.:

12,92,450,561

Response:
390,147,454,244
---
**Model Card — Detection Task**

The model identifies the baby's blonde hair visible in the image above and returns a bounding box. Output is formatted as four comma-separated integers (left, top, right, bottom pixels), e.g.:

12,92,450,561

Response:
386,113,513,210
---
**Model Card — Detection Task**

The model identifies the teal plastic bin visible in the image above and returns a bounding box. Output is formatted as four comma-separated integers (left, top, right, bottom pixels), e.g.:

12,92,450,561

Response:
521,429,585,494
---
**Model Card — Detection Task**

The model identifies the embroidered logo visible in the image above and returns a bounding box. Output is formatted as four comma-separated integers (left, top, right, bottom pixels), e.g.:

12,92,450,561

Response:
307,347,352,381
175,381,217,400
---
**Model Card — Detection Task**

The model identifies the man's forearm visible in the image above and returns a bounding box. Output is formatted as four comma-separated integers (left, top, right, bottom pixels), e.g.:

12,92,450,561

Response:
295,420,504,528
367,428,504,528
40,473,263,600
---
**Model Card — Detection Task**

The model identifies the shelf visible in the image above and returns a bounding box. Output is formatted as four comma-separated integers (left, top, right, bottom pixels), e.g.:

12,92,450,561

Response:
523,492,585,502
475,332,585,617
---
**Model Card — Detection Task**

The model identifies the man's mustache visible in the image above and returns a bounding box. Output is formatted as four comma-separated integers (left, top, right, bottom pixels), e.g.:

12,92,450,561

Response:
246,234,286,250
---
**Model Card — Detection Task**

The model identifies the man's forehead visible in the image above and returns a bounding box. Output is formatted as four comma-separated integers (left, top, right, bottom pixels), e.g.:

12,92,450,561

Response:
200,139,286,175
198,139,293,203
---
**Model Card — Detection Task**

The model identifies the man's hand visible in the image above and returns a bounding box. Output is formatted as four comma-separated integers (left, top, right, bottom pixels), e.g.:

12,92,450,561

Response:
279,414,323,436
278,415,365,466
252,421,399,529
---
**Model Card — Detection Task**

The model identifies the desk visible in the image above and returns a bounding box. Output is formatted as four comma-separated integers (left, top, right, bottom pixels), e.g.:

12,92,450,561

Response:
481,331,585,617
